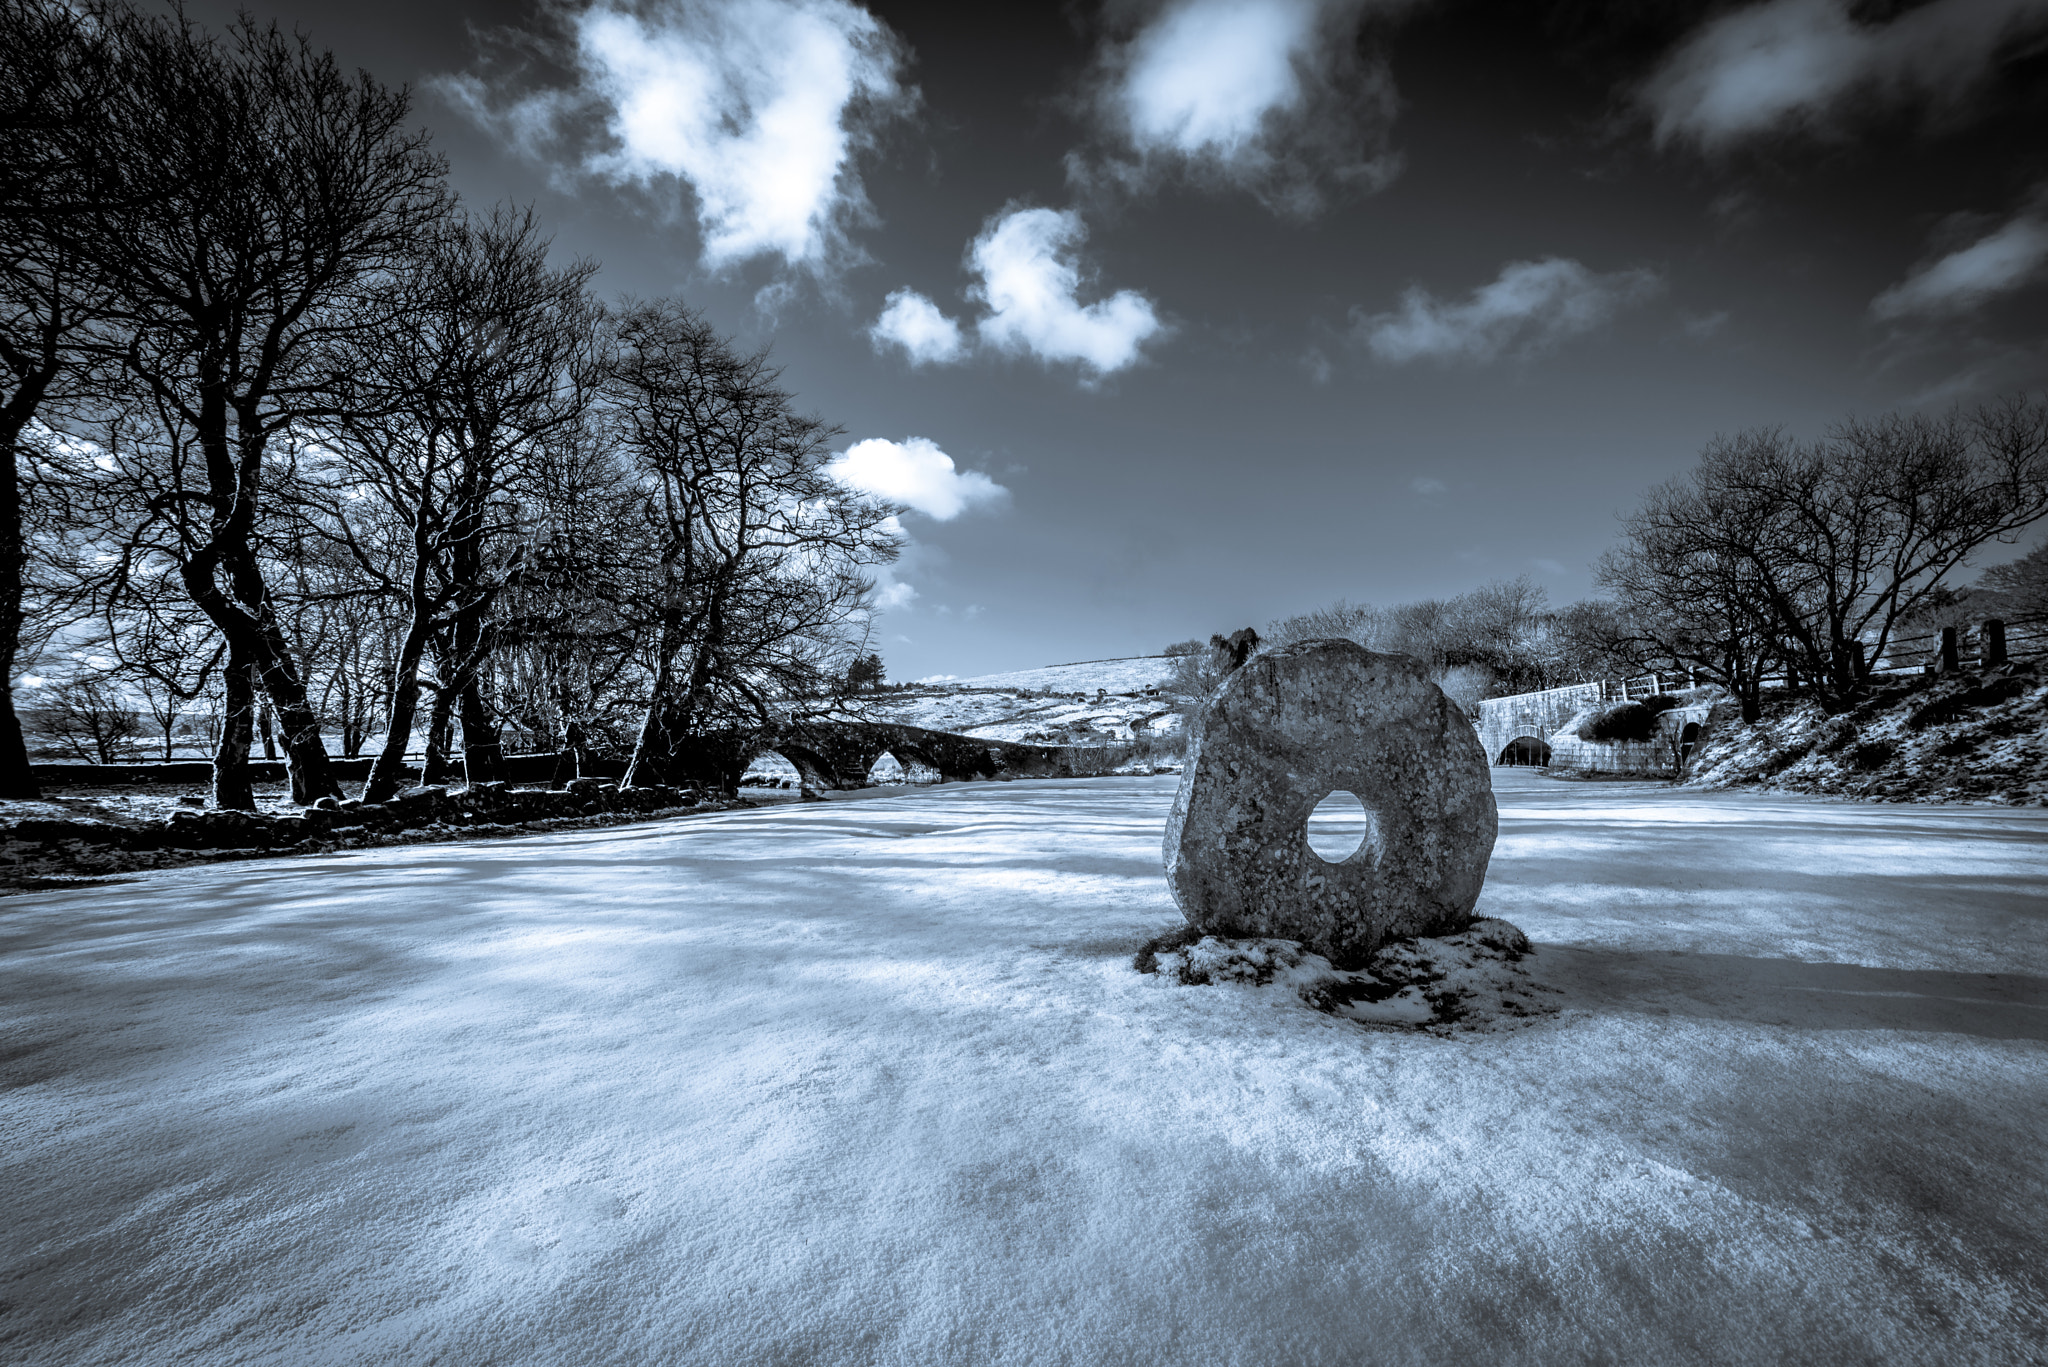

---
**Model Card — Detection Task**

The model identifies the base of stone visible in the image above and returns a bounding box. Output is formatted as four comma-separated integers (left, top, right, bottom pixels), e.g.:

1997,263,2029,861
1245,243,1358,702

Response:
1134,918,1559,1032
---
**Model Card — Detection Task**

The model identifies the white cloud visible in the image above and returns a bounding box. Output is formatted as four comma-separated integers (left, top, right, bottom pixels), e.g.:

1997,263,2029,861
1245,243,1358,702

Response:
868,289,966,365
970,207,1165,376
1080,0,1405,213
874,580,918,611
1871,213,2048,320
1640,0,2048,151
868,208,1164,379
1358,258,1664,364
1121,0,1321,157
1409,476,1446,495
827,437,1008,521
451,0,910,273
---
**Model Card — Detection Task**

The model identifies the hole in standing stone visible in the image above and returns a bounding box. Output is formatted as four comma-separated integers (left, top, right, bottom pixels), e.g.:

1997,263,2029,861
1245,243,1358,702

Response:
1306,790,1379,864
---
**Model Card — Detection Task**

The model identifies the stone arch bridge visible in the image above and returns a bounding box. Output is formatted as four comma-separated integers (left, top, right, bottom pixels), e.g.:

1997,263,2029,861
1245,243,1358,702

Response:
649,721,1118,793
1475,683,1603,765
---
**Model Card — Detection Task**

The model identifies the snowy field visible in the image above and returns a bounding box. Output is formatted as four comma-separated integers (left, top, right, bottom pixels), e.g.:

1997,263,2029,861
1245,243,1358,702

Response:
922,655,1177,695
3,769,2044,1365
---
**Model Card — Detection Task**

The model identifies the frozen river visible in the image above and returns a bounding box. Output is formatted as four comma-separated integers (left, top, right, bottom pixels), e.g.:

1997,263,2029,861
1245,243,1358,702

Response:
4,769,2044,1364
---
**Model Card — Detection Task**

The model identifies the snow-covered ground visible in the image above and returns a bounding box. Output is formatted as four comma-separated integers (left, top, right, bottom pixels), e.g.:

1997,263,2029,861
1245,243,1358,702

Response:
4,769,2044,1364
1685,667,2048,805
857,655,1183,744
922,655,1177,695
845,686,1178,745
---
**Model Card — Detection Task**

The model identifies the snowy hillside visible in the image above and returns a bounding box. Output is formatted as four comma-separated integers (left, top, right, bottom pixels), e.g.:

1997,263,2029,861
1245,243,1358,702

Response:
1685,662,2047,804
933,655,1179,695
842,656,1185,744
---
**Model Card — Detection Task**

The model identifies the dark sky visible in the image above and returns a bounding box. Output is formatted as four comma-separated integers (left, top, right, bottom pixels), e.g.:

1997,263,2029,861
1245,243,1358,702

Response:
190,0,2048,678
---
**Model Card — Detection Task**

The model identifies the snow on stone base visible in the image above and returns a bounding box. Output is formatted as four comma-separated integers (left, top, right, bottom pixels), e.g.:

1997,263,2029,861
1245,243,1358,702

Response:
1137,917,1558,1031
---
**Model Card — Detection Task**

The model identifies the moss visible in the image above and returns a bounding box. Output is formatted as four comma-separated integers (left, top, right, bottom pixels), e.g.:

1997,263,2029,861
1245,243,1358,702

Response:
1131,924,1200,974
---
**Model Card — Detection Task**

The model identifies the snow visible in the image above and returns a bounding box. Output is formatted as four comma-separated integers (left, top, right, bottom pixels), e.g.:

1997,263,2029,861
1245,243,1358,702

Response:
1147,922,1552,1030
848,680,1179,746
944,655,1178,695
1683,668,2048,804
3,769,2045,1363
851,656,1182,743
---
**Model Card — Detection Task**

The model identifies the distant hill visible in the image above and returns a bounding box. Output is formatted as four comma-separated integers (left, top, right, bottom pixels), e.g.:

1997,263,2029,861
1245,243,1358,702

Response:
938,655,1179,695
846,656,1185,744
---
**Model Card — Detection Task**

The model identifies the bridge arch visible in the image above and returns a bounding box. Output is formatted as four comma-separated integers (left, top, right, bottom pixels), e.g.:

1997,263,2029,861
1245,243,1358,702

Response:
1496,735,1552,767
867,749,944,785
739,743,843,792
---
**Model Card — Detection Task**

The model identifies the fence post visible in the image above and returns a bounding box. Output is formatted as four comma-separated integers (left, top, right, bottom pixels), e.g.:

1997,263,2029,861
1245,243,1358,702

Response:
1939,625,1960,674
1984,620,2007,670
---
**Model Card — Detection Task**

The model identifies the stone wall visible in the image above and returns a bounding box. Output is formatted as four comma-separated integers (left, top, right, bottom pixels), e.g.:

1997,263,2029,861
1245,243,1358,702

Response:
0,779,706,881
1544,703,1715,774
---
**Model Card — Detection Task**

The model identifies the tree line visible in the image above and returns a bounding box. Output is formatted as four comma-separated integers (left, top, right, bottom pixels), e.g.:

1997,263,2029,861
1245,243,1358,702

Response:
1190,396,2048,723
1,1,900,806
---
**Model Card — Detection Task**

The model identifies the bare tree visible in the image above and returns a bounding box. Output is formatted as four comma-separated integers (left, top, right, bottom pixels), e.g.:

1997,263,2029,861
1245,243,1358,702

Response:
36,670,141,764
0,0,132,797
1598,464,1783,721
1604,398,2048,714
600,302,901,789
1545,598,1639,686
307,206,598,801
85,593,222,761
1976,538,2048,621
488,434,644,766
50,11,445,805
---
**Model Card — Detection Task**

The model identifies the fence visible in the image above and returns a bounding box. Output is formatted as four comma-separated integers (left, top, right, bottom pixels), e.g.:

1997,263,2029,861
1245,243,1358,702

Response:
1584,615,2044,704
1866,615,2046,676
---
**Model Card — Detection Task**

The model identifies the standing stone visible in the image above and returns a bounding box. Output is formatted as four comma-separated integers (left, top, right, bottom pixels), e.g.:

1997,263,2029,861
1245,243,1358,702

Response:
1164,638,1497,967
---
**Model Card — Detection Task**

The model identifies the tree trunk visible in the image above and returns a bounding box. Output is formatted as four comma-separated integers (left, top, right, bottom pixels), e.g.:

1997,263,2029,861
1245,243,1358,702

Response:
362,619,431,803
247,612,339,806
178,528,342,806
0,408,43,800
255,668,278,760
622,623,680,790
422,678,458,784
213,648,256,810
458,678,503,785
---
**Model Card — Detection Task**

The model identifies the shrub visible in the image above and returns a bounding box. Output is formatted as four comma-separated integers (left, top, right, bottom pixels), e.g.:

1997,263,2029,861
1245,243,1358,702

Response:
1639,694,1682,713
1906,676,2031,731
1850,740,1897,771
1577,701,1660,743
